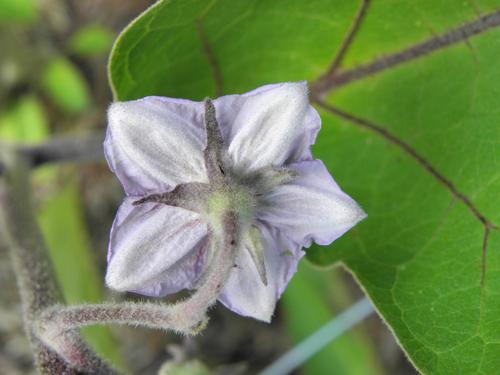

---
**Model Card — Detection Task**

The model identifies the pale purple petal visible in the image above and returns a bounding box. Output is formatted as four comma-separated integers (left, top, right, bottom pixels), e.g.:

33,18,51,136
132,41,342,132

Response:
132,241,208,297
258,160,367,248
212,82,320,171
105,198,208,293
104,97,208,196
218,223,304,322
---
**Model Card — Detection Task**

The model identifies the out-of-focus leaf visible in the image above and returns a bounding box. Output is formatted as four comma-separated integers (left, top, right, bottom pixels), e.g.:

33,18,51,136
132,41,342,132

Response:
282,263,383,375
0,95,56,182
158,360,211,375
38,182,124,369
69,24,114,57
41,57,90,113
108,1,500,373
0,0,37,24
0,95,47,142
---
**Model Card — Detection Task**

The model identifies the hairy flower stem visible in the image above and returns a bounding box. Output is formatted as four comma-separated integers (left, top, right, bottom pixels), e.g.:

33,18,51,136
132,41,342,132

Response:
0,148,119,375
36,212,239,338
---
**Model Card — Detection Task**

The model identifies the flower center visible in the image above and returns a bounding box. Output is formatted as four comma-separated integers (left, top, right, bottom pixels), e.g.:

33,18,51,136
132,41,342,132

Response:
204,184,256,232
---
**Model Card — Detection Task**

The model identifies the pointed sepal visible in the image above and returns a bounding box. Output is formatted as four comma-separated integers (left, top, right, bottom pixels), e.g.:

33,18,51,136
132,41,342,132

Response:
244,226,268,286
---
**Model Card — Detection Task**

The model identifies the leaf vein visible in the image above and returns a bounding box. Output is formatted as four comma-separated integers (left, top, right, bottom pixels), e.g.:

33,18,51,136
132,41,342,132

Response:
313,10,500,94
313,98,494,229
195,19,223,97
312,0,371,94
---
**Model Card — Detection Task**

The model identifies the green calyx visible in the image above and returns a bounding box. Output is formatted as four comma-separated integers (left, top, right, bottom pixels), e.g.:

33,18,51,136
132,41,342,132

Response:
204,185,256,231
204,185,269,286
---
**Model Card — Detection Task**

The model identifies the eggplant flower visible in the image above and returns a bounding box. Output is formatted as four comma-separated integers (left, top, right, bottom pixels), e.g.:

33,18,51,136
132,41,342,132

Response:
104,82,366,322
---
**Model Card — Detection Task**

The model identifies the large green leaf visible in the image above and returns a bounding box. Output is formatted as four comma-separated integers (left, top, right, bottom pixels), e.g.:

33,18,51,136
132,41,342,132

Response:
108,1,500,373
109,0,359,100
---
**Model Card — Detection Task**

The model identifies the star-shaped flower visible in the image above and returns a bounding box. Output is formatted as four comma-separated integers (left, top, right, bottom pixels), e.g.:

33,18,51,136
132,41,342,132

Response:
104,82,366,322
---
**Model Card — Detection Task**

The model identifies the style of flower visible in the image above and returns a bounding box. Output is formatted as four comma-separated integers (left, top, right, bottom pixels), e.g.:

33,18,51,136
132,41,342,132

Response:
104,82,366,322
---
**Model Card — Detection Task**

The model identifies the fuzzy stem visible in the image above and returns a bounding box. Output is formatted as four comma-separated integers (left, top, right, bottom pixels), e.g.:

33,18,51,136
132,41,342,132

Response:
37,211,239,341
0,147,118,374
